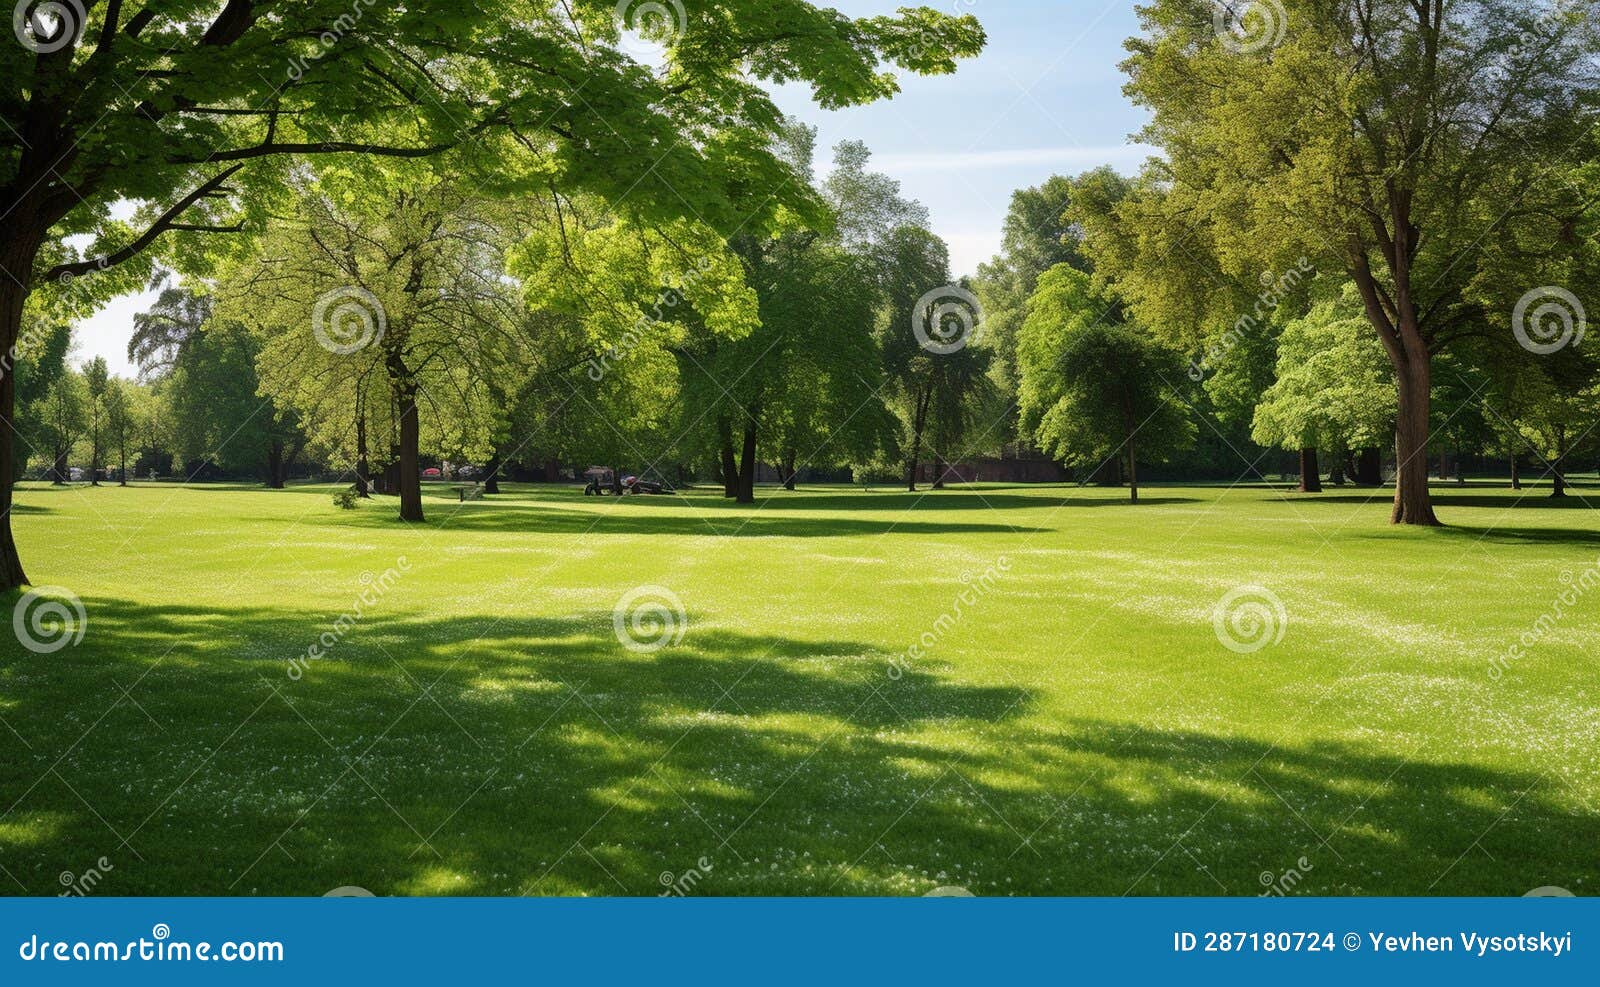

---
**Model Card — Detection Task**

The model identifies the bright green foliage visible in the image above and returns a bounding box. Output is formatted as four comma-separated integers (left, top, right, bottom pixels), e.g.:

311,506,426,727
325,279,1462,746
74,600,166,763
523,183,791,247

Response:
973,174,1087,405
10,318,73,481
34,366,87,480
100,377,137,483
162,319,303,481
875,226,994,488
1252,299,1395,456
8,1,986,292
1092,0,1599,522
1017,265,1194,496
83,356,110,482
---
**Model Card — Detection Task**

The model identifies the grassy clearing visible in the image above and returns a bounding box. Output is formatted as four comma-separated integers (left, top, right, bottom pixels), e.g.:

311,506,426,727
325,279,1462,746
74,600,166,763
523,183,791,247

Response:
2,479,1597,896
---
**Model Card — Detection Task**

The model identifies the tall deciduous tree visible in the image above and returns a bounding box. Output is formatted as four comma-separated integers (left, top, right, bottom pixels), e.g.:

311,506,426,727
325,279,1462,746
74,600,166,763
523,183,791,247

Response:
1252,297,1396,491
1094,0,1597,525
37,368,87,484
102,377,136,486
0,0,983,589
83,356,109,485
1017,265,1194,503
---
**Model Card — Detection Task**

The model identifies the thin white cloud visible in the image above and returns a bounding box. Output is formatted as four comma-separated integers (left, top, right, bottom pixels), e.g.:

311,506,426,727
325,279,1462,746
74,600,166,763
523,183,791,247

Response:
870,145,1157,173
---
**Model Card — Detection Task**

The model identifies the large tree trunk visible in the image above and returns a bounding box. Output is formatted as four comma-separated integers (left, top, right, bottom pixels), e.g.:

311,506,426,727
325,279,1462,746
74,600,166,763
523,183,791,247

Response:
932,454,947,490
718,418,738,499
52,449,70,485
736,417,758,504
0,270,25,590
1354,447,1382,486
1298,447,1323,493
118,442,127,487
1552,427,1568,499
354,412,371,497
266,440,286,489
906,388,930,492
1390,358,1439,525
394,375,424,522
0,213,56,590
1122,396,1140,504
482,450,501,494
1509,452,1521,491
782,447,797,491
1126,439,1139,504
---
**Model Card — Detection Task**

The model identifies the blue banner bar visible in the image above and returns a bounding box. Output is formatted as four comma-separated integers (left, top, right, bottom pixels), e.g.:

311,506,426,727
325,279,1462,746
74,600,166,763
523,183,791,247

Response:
1,896,1593,983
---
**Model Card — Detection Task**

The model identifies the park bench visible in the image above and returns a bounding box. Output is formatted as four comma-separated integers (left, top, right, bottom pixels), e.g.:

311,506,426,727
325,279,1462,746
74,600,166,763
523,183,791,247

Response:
457,484,485,503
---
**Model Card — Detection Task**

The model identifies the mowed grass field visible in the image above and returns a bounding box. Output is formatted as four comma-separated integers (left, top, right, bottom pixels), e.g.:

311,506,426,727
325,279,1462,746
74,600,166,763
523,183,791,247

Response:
2,478,1597,897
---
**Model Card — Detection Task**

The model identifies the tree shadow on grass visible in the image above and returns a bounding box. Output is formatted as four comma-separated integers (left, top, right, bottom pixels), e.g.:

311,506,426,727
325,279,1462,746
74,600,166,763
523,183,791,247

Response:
1,598,1591,897
304,500,1050,538
1302,491,1599,511
739,490,1201,511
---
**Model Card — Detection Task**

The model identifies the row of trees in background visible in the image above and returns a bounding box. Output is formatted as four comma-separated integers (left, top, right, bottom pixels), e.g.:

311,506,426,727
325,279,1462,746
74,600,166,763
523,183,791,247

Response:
0,0,986,591
970,0,1600,515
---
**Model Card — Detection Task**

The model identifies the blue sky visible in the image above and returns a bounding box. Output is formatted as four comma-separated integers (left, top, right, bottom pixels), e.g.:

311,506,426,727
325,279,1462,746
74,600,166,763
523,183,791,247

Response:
74,0,1151,377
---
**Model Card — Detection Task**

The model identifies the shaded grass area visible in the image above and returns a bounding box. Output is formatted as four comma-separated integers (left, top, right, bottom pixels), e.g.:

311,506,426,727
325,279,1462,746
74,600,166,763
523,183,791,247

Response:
2,479,1597,896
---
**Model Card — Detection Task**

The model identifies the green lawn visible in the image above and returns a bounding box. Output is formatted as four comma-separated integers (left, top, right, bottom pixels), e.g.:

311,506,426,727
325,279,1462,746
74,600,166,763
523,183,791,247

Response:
2,479,1597,896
